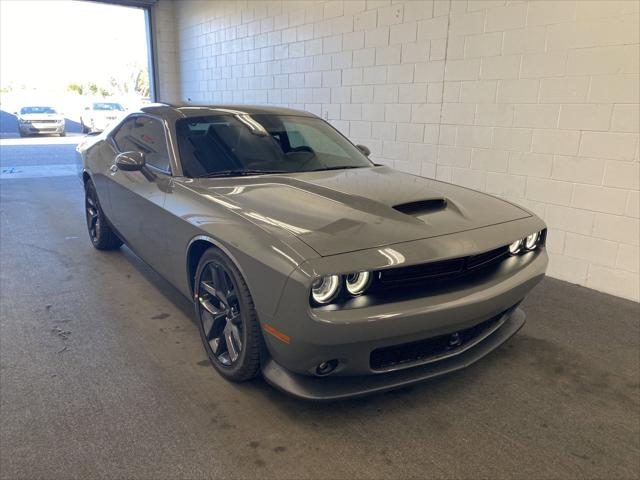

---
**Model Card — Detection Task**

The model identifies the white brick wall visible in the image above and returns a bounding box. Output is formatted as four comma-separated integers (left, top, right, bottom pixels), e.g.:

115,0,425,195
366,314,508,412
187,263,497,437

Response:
156,0,640,301
151,0,180,103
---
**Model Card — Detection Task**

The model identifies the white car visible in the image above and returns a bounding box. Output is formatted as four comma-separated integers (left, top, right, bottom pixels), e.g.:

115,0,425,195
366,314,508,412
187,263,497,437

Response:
16,106,65,137
80,102,126,133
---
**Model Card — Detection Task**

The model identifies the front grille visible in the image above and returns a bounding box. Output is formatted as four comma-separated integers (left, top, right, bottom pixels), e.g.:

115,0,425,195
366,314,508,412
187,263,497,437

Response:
32,120,59,124
378,245,509,286
379,257,465,284
370,313,504,371
467,246,509,269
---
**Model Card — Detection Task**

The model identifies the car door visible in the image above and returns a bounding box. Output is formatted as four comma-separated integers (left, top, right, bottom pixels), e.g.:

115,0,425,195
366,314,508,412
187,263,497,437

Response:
106,114,174,274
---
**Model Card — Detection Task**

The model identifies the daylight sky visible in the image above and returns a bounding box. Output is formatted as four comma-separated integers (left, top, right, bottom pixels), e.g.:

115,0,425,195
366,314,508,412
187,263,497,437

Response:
0,0,148,92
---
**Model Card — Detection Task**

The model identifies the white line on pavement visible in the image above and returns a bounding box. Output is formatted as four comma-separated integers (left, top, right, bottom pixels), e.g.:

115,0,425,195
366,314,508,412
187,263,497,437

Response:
0,164,78,179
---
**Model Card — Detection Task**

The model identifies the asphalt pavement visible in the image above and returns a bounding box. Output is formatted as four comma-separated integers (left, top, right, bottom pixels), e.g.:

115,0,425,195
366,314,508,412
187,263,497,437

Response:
0,139,638,479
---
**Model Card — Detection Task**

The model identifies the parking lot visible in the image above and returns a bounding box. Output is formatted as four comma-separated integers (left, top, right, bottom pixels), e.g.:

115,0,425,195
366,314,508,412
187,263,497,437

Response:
1,131,639,479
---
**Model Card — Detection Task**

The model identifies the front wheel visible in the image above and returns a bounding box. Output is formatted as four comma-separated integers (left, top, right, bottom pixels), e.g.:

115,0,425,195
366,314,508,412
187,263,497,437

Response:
194,248,261,382
85,180,123,250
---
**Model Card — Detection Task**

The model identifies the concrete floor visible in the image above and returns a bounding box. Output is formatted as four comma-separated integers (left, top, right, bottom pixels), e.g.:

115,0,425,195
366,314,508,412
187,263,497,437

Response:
1,171,639,479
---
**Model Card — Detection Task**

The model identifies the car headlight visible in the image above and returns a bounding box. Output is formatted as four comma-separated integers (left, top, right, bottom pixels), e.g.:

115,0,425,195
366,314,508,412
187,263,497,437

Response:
524,231,540,250
510,231,543,256
311,275,340,304
508,239,523,255
345,271,371,295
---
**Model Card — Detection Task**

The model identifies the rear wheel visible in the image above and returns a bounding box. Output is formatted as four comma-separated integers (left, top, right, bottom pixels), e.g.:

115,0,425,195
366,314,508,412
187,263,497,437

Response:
85,180,122,250
194,248,261,382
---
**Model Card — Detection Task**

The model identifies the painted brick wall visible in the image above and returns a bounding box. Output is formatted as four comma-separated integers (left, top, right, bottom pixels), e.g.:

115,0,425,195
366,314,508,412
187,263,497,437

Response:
157,0,640,301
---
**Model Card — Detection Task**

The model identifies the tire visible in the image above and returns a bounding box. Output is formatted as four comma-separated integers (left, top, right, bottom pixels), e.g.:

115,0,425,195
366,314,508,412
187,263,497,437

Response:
194,248,261,382
18,130,25,137
84,180,123,250
59,131,66,137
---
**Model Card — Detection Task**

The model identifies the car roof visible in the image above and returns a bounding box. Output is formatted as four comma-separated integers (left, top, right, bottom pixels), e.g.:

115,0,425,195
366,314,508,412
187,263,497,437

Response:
139,103,318,119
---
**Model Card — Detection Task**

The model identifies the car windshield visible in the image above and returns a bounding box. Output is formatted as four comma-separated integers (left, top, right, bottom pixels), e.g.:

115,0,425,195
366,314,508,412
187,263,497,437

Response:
93,103,124,111
176,114,372,178
20,106,57,114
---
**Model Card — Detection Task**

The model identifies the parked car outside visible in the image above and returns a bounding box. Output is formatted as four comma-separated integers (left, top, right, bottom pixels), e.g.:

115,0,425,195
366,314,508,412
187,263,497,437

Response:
80,101,126,133
16,106,65,137
76,104,548,400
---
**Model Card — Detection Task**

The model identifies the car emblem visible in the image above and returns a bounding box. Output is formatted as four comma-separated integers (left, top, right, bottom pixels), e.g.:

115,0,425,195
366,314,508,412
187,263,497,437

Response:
448,332,462,348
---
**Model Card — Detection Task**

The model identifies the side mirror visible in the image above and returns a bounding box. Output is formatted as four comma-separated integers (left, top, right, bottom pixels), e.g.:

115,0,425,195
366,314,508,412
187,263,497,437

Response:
356,144,371,157
115,151,145,171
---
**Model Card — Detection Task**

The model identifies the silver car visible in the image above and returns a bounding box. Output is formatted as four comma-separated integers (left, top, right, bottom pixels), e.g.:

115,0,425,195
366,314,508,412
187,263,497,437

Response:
77,104,547,400
16,106,65,137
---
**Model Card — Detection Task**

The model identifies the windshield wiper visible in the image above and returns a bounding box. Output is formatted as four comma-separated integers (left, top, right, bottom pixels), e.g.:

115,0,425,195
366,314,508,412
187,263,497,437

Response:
307,165,368,172
197,169,288,178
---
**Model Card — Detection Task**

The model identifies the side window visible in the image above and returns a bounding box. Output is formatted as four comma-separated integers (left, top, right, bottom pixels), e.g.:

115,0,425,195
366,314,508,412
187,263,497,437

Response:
113,116,170,172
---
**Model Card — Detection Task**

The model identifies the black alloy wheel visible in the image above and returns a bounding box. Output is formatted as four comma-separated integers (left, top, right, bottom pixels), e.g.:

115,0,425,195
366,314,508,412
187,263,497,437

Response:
195,249,261,381
84,180,122,250
85,188,100,243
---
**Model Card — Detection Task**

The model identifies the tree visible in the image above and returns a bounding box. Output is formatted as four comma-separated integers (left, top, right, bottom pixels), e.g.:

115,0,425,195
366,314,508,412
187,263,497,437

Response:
108,64,149,98
67,83,84,95
133,67,150,98
62,63,150,99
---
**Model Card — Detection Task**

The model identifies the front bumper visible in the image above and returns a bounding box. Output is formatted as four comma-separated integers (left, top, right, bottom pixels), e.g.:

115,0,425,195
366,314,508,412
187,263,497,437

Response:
262,307,525,400
19,123,64,134
259,217,547,399
91,117,118,131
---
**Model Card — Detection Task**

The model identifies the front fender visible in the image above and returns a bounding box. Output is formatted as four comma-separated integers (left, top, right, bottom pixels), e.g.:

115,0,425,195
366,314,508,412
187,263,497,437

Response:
163,179,320,323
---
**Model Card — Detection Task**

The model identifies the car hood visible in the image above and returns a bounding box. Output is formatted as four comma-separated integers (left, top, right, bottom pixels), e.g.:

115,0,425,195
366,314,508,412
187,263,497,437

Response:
192,166,530,256
19,113,63,121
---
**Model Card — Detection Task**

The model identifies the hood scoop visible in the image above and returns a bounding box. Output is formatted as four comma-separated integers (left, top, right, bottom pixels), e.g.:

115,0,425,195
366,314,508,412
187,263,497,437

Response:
393,198,447,216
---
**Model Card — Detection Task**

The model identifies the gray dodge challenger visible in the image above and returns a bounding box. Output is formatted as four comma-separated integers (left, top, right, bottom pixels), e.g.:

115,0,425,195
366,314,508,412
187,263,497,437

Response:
77,103,547,400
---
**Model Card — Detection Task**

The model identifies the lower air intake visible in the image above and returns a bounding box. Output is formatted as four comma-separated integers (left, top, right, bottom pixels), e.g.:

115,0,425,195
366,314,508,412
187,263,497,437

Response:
370,312,505,371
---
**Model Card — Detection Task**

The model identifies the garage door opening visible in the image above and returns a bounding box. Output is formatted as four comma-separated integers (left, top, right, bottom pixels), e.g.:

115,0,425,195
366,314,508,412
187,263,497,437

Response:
0,0,155,178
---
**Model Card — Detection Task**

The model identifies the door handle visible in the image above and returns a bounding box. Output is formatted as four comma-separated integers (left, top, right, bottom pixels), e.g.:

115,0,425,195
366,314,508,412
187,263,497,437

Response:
109,164,118,173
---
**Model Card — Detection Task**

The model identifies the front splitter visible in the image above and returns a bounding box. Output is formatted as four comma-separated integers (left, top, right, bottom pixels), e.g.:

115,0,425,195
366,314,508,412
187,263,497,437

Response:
261,308,526,401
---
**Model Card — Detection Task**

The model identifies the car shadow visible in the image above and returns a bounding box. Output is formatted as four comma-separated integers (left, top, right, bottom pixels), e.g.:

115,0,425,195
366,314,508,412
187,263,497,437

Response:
119,246,195,322
0,109,18,134
65,117,83,134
